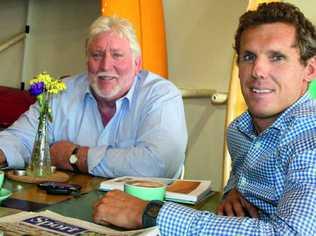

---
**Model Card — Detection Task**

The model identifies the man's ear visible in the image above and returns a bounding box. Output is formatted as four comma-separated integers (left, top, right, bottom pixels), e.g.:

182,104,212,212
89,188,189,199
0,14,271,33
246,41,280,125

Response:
134,55,142,73
305,56,316,82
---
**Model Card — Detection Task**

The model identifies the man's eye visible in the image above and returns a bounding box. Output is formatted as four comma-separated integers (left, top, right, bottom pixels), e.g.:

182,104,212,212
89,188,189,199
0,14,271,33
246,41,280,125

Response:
112,53,123,59
271,54,285,62
90,53,103,60
241,53,255,62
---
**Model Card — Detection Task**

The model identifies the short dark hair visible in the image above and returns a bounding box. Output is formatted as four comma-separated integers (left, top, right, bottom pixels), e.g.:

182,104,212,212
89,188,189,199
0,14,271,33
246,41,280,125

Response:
234,2,316,65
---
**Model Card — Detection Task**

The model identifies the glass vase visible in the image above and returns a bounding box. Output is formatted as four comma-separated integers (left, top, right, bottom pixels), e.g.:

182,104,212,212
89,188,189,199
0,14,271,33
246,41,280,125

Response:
27,112,52,177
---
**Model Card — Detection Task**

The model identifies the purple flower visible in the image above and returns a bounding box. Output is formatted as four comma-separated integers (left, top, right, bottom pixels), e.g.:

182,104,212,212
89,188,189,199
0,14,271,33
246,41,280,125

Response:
29,82,45,96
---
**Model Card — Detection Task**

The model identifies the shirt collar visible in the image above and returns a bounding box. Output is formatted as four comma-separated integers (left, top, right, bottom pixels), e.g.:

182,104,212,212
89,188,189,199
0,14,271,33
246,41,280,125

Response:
270,92,311,130
120,71,140,107
236,92,312,137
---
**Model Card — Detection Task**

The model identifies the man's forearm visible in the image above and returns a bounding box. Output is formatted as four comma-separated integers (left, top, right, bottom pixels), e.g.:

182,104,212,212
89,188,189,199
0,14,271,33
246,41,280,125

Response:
77,146,89,173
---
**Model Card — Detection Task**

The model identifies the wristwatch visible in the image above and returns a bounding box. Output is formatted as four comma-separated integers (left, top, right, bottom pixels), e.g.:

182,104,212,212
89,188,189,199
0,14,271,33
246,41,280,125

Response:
142,200,164,228
69,146,80,172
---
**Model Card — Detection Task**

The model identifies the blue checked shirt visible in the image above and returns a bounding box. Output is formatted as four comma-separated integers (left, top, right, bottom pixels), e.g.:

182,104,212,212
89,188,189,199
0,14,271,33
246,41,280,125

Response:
0,70,187,178
157,93,316,235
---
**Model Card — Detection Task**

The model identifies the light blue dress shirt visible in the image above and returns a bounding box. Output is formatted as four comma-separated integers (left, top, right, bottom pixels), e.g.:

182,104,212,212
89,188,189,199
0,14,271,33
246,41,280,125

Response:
156,93,316,235
0,70,188,178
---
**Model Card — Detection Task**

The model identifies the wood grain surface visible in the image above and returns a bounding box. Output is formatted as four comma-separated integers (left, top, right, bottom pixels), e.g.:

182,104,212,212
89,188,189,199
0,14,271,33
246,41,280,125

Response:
4,171,105,204
6,170,70,184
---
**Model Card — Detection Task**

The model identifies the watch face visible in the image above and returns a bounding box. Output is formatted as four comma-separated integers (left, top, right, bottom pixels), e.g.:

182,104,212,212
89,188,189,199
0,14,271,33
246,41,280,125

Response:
69,154,78,164
147,205,161,218
143,201,163,228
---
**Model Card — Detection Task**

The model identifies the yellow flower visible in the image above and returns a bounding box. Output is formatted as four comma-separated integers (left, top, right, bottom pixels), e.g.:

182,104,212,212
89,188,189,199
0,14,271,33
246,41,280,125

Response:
30,72,66,95
30,72,53,87
47,80,67,94
29,72,67,122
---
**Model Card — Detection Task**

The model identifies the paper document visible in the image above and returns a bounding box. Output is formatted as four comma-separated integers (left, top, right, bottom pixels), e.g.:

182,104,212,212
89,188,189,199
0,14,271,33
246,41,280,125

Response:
0,210,159,236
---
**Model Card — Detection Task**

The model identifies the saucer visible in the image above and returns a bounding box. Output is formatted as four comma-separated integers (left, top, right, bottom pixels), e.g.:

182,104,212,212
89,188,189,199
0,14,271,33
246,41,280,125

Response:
0,188,12,202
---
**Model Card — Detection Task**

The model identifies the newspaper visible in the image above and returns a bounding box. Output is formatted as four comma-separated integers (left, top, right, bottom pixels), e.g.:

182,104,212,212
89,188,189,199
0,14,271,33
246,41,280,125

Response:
0,210,160,236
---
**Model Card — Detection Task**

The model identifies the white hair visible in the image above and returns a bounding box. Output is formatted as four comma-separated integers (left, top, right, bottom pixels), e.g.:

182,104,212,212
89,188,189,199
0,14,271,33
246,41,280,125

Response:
87,15,141,58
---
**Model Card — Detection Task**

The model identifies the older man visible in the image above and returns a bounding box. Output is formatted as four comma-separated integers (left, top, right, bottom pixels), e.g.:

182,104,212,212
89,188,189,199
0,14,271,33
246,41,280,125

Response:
0,16,187,178
93,2,316,235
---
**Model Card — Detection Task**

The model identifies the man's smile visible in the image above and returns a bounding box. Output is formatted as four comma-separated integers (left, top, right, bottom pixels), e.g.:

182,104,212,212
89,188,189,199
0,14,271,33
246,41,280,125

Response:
251,87,274,94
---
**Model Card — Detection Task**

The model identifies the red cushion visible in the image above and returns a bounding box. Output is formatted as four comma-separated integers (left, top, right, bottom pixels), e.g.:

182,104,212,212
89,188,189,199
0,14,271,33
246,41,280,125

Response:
0,86,36,127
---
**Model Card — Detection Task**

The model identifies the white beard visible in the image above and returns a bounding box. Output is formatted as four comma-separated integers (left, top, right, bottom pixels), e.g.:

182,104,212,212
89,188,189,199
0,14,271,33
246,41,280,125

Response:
89,73,122,100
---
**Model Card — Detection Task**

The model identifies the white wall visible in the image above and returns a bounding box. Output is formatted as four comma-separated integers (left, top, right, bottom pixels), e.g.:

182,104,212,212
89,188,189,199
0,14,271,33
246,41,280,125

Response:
163,0,247,190
0,0,100,87
22,0,100,84
288,0,316,24
0,0,28,88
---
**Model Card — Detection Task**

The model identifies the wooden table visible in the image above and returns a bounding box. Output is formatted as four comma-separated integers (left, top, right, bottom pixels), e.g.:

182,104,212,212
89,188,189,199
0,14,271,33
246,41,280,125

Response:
1,171,222,223
3,171,104,204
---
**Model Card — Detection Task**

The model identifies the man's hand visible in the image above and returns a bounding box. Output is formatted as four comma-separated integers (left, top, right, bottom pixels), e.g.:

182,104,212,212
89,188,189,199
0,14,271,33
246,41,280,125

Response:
50,140,77,171
93,190,148,229
0,149,6,165
216,188,259,218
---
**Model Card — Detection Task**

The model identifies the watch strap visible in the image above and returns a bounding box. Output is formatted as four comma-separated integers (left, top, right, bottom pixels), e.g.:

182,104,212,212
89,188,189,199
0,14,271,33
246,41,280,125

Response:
142,200,164,228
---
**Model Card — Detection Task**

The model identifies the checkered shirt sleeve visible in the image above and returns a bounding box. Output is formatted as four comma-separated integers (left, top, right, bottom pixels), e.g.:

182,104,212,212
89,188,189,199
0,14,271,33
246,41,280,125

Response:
156,94,316,235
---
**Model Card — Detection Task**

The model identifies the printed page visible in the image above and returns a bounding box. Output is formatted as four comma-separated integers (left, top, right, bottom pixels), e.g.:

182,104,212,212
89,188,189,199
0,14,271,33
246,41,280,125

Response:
0,210,159,236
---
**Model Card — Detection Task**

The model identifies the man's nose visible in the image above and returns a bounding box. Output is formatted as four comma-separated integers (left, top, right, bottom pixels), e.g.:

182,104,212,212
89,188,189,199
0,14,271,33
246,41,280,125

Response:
100,55,113,71
251,58,268,80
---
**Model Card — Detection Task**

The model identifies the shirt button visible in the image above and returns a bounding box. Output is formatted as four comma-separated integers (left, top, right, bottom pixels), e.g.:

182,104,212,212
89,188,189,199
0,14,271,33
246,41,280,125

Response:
239,176,247,188
254,142,261,149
